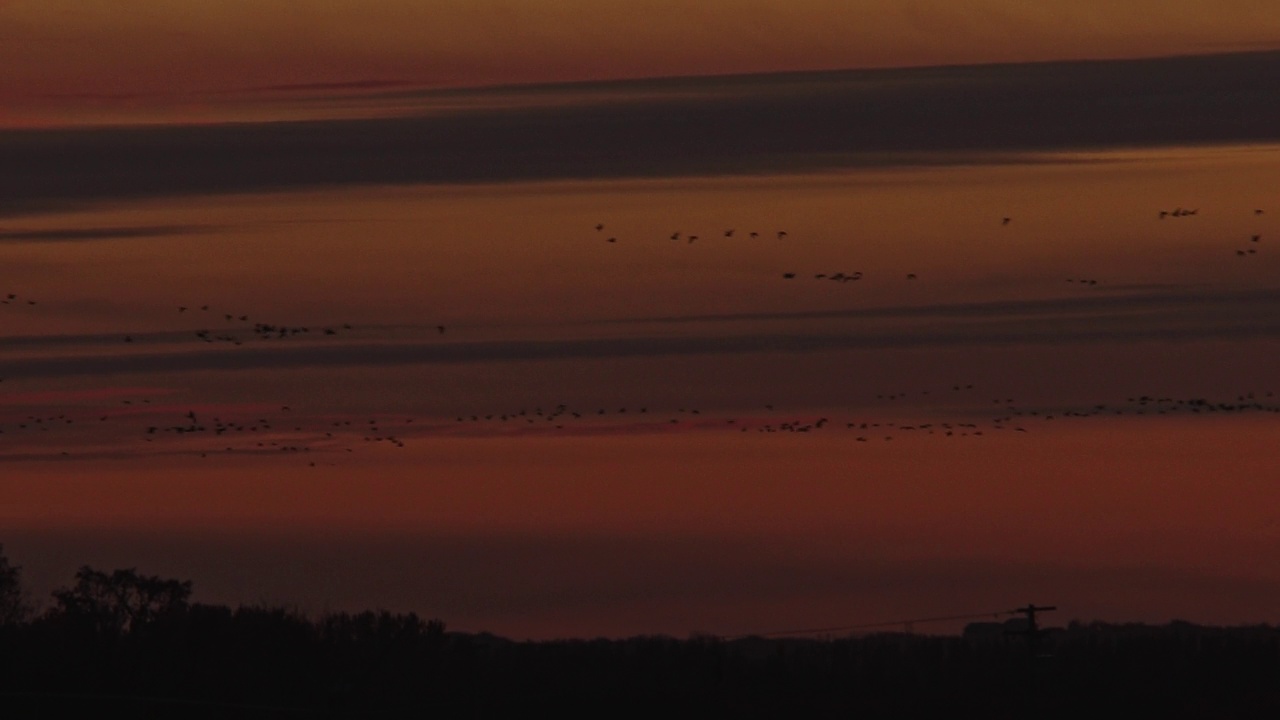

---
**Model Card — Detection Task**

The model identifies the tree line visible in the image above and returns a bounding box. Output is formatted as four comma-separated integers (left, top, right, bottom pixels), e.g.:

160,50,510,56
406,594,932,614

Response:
2,544,1279,717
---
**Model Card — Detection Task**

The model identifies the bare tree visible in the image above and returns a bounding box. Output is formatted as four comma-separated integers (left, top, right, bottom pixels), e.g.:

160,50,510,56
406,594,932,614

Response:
52,566,191,637
0,544,31,626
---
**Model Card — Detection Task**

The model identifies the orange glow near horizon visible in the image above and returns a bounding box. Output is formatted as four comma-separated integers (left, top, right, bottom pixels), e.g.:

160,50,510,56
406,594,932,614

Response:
3,417,1278,639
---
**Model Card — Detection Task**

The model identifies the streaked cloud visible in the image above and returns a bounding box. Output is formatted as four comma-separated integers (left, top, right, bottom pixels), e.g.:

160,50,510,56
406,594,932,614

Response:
3,51,1279,216
4,288,1278,380
0,224,220,243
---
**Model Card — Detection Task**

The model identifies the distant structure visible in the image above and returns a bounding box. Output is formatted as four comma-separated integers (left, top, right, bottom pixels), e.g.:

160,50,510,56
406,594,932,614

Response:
963,603,1057,653
1009,604,1056,637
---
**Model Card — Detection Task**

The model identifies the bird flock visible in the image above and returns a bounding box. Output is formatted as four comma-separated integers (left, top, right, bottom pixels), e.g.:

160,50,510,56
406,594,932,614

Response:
0,203,1275,464
593,205,1268,290
1,376,1277,463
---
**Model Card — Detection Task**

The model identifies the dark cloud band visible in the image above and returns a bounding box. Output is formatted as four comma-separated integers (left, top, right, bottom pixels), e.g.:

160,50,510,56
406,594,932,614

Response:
4,288,1278,379
3,50,1279,216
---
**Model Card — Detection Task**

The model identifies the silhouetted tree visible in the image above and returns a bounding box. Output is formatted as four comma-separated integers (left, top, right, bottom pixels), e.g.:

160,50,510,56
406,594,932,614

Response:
0,544,30,626
51,566,192,638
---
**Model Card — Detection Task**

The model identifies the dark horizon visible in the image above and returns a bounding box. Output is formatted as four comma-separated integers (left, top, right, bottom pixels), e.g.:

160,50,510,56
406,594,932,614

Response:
5,545,1280,717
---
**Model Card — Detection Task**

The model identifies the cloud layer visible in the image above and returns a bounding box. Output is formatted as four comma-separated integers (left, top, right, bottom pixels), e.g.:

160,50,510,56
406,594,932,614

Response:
4,288,1278,380
3,51,1279,216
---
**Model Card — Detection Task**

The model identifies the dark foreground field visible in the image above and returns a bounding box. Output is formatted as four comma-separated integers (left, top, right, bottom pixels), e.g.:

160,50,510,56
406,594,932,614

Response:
2,558,1278,717
3,596,1279,717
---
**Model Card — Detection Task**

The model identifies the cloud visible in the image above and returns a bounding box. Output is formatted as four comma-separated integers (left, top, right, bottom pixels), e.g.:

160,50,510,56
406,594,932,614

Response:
0,224,220,243
0,386,175,406
249,80,419,94
3,288,1278,380
2,50,1279,216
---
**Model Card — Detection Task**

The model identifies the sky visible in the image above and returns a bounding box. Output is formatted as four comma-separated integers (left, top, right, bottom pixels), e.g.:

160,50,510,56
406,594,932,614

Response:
4,1,1280,125
1,3,1279,640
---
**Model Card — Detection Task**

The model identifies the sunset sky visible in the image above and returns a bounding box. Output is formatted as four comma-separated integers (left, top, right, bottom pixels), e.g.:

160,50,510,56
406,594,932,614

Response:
5,0,1280,126
2,3,1279,640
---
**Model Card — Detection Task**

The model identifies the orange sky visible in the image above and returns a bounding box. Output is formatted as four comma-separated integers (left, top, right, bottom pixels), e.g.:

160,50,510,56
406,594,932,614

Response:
2,146,1279,637
3,1,1280,125
2,5,1280,638
5,418,1279,639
